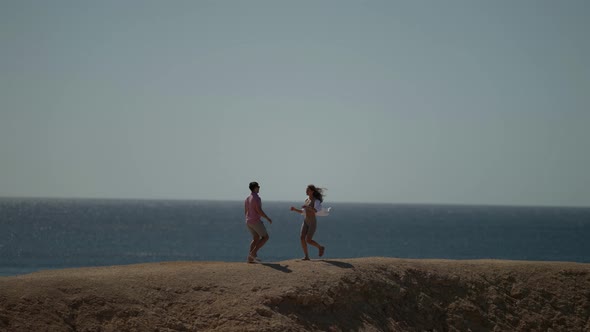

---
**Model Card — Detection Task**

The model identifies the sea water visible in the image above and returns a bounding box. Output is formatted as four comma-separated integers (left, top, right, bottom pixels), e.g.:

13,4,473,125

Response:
1,198,589,276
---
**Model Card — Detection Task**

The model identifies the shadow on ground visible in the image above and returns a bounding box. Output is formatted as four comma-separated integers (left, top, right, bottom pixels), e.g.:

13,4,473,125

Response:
261,263,292,273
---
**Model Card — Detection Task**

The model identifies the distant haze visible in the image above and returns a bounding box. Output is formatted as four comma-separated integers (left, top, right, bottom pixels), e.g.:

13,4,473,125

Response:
1,1,589,206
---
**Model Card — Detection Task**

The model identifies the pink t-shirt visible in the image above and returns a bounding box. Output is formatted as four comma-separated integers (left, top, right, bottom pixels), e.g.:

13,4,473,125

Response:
245,193,262,224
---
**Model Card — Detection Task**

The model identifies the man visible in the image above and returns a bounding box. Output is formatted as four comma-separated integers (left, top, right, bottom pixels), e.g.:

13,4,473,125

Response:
244,181,272,263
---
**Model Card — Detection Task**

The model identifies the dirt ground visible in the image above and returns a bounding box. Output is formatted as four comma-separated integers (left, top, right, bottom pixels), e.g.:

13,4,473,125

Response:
1,257,589,331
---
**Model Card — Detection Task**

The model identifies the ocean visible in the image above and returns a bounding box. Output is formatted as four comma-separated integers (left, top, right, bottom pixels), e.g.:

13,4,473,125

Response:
1,198,589,276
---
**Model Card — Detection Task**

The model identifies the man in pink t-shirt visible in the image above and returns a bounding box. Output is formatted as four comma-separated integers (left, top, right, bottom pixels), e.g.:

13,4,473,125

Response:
244,181,272,263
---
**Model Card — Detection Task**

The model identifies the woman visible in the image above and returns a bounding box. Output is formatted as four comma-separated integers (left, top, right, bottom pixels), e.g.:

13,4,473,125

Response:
290,184,326,260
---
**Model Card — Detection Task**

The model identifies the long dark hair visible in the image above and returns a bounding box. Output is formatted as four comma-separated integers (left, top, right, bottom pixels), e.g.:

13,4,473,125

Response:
307,184,326,203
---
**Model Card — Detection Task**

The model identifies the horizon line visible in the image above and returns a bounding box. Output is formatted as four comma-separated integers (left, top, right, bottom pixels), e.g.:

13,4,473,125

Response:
1,195,589,209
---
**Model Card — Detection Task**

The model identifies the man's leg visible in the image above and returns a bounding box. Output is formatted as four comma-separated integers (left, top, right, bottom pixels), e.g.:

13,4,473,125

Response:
249,222,268,259
247,224,261,262
251,235,269,258
249,235,260,256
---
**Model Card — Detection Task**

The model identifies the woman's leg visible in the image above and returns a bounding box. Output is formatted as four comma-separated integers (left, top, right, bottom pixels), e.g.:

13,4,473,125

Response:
300,223,310,260
304,220,325,257
305,237,325,257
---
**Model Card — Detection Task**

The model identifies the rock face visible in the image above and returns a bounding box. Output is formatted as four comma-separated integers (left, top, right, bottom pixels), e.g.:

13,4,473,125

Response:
1,258,589,331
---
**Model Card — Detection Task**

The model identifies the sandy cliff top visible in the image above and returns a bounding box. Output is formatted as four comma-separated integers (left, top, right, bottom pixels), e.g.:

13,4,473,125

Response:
1,257,590,331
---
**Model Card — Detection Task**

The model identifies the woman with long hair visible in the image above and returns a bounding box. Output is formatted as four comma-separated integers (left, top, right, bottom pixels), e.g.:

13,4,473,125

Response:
290,184,326,260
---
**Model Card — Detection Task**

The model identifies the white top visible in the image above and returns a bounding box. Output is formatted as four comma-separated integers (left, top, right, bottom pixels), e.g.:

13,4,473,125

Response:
301,200,331,217
316,207,331,216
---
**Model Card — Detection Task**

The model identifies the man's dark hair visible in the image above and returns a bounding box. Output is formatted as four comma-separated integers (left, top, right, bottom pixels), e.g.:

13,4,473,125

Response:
249,182,259,191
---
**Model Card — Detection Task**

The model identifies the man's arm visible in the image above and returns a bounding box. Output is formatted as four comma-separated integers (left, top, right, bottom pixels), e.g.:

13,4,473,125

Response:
255,201,272,223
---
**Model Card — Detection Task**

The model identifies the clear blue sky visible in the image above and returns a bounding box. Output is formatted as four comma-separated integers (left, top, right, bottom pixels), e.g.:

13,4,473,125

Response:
1,1,589,206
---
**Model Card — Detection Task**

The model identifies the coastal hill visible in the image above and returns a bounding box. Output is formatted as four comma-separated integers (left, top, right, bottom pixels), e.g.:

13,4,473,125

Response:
1,257,589,331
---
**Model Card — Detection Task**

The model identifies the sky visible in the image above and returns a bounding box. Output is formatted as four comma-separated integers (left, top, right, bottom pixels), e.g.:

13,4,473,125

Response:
1,1,589,206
